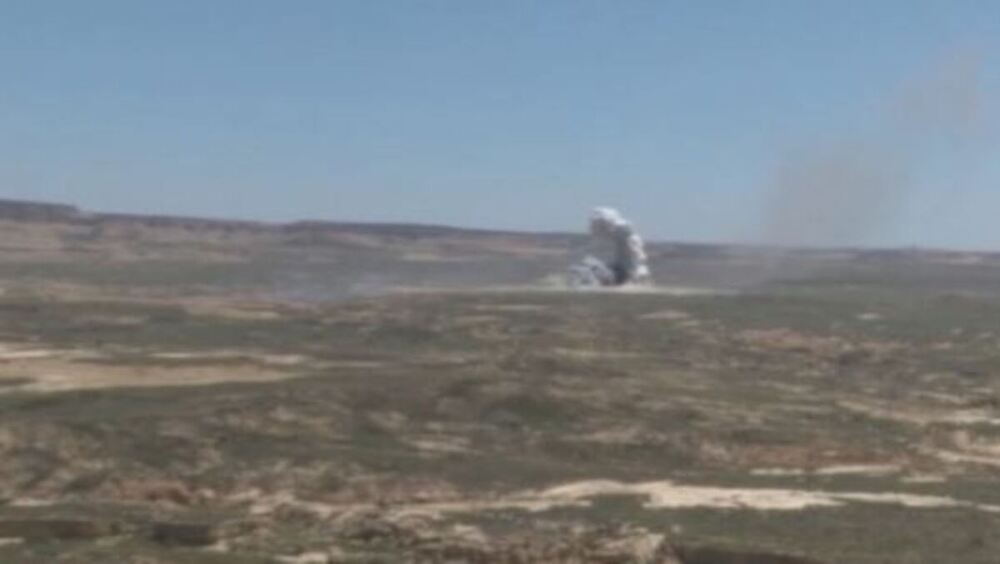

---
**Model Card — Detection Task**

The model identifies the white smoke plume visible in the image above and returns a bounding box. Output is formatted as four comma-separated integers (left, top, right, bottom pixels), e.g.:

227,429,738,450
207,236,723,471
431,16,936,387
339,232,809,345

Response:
569,207,652,287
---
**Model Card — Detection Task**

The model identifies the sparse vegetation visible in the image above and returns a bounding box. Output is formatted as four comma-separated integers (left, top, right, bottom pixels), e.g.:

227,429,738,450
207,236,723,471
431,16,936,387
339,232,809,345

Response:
2,214,1000,561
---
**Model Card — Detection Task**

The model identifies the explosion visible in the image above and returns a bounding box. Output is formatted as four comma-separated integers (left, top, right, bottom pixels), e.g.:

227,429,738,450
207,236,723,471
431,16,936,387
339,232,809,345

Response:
569,207,652,287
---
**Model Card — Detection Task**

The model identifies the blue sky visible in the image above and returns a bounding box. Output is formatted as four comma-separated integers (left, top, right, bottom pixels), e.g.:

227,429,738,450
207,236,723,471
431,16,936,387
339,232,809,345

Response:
1,1,998,248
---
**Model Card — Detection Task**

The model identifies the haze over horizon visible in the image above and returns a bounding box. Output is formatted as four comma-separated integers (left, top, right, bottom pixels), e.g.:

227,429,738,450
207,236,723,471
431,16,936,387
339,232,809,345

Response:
2,2,999,249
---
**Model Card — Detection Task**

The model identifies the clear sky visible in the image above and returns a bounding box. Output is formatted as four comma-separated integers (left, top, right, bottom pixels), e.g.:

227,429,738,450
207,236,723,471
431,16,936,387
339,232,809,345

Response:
1,1,998,248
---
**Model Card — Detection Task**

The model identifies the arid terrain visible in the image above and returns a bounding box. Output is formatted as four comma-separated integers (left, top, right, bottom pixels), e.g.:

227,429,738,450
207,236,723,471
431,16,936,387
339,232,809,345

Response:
2,200,1000,562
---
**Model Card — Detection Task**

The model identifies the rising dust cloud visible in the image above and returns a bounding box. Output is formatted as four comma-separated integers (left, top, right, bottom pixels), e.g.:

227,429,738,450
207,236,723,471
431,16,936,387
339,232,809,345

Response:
760,51,990,249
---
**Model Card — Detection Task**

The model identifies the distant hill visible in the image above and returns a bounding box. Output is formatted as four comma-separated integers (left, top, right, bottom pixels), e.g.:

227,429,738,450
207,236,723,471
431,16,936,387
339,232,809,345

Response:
0,197,995,265
0,199,81,222
0,198,577,243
